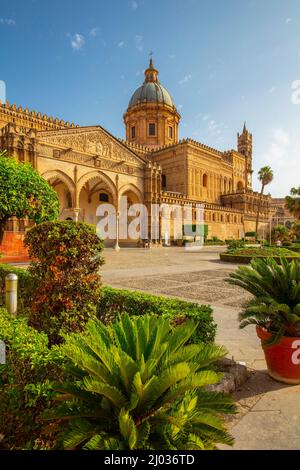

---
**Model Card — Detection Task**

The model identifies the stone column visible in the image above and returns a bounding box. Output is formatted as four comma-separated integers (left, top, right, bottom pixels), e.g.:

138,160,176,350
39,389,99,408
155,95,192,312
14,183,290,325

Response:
114,175,120,251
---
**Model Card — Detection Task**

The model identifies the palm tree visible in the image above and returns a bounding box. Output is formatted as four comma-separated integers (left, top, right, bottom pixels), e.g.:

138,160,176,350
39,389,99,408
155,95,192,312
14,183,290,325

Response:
46,314,235,450
255,166,273,240
286,186,300,220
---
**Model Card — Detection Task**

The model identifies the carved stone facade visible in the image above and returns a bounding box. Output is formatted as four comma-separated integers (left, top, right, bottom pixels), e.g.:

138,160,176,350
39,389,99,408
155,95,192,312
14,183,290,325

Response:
0,60,273,244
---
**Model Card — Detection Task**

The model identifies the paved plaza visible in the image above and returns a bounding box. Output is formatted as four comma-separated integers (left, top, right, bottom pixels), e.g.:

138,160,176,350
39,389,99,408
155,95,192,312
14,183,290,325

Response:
102,246,300,450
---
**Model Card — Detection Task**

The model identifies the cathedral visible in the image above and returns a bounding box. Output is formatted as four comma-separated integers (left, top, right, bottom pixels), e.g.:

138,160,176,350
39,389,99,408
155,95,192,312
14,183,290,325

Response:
0,58,272,251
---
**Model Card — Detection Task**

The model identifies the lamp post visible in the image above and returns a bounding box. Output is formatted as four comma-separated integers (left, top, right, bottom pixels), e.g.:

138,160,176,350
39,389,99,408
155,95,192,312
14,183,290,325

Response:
114,210,120,252
74,208,80,223
5,273,18,316
114,175,120,252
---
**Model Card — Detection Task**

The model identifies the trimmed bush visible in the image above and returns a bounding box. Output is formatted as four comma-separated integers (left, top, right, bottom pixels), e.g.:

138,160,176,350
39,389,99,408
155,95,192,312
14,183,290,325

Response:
205,237,226,246
0,309,64,449
245,231,256,238
24,221,104,344
97,286,216,344
220,246,300,264
227,240,245,251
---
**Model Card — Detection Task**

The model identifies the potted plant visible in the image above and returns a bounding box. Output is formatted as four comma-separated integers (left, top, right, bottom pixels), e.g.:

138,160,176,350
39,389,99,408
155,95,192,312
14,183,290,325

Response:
227,257,300,384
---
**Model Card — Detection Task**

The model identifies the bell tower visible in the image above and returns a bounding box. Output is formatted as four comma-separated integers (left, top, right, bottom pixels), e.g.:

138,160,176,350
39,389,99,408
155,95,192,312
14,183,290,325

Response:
237,122,253,189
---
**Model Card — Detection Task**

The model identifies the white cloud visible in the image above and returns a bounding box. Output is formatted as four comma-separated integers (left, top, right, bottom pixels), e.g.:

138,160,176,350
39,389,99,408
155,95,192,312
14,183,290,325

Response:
285,18,292,24
70,33,85,51
263,128,290,164
255,128,297,197
118,41,125,48
169,54,176,60
89,27,100,37
0,18,16,26
135,35,143,51
131,1,138,10
202,114,209,121
269,86,276,93
178,74,192,86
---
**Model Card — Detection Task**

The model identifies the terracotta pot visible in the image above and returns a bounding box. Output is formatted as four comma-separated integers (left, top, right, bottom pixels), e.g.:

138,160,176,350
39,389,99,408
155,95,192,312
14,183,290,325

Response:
256,326,300,384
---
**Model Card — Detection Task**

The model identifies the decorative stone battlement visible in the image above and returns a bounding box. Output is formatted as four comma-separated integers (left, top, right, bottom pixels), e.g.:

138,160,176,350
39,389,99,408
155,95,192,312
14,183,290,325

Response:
0,100,78,131
119,138,152,157
149,138,244,163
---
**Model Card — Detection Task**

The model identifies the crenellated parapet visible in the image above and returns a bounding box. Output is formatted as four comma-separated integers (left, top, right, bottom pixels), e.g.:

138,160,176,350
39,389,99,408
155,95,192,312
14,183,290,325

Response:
118,138,152,158
0,100,78,132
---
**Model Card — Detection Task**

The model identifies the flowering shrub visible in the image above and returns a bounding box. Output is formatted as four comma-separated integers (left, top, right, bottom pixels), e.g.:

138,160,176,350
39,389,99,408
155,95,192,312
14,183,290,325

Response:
24,221,104,344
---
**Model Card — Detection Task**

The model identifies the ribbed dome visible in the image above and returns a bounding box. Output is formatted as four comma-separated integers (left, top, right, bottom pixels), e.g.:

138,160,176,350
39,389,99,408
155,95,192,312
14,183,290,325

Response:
128,59,176,109
129,82,175,108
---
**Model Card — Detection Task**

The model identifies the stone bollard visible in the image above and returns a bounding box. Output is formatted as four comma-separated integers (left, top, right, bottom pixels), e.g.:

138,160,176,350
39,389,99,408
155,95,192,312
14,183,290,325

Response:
5,273,18,315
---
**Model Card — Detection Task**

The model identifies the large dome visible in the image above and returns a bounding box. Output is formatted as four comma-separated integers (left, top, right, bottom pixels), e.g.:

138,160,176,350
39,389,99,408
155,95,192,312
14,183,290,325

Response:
127,58,176,109
128,82,175,108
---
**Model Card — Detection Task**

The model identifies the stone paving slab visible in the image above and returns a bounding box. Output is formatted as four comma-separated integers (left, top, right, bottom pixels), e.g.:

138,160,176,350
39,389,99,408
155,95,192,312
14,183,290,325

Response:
109,277,184,291
156,269,233,283
225,383,300,450
159,285,238,303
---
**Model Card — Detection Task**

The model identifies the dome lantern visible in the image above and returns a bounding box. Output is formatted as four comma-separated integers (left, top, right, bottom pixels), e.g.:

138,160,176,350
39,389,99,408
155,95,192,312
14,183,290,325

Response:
144,57,159,83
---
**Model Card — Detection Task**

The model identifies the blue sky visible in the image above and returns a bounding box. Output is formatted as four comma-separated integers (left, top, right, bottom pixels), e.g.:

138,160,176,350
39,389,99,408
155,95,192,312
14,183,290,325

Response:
0,0,300,197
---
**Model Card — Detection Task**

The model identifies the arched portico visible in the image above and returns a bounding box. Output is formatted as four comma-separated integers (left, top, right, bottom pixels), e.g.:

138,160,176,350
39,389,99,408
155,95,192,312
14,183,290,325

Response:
77,171,117,225
42,170,76,220
119,183,143,205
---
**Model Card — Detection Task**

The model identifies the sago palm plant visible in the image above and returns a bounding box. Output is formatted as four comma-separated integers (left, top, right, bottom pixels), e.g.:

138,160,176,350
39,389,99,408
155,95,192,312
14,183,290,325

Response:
46,314,235,450
227,257,300,344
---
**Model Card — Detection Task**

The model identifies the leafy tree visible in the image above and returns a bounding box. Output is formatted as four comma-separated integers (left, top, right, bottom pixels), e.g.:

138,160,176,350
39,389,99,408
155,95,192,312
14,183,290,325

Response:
227,257,300,344
0,151,59,242
292,221,300,239
24,221,104,344
46,314,235,450
271,224,292,243
285,186,300,220
255,166,273,239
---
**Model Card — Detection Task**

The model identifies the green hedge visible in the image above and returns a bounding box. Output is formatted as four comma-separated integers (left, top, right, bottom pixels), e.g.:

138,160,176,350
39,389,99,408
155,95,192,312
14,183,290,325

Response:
204,239,226,246
97,286,216,344
245,232,256,237
220,253,300,264
0,264,32,310
287,245,300,253
0,309,63,449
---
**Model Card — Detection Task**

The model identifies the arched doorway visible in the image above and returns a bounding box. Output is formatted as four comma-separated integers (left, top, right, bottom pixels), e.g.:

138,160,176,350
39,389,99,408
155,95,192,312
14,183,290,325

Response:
119,184,144,245
77,172,117,245
42,170,75,220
